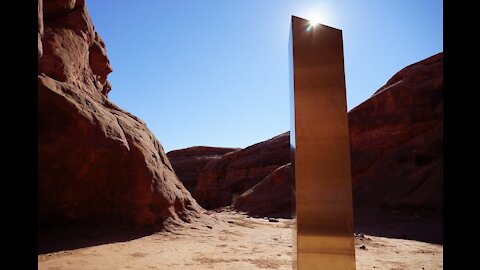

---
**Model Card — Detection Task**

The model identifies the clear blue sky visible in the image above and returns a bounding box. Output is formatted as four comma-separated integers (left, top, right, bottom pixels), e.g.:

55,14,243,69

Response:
86,0,442,152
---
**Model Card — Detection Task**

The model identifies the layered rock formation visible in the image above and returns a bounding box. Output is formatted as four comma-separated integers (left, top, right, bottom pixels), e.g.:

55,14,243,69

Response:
349,54,443,187
349,53,443,210
38,0,200,227
350,53,443,243
234,164,293,218
167,146,240,193
194,132,290,209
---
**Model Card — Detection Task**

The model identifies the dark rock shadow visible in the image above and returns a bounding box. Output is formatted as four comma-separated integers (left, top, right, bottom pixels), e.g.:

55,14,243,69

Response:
241,206,442,245
38,224,157,255
354,207,443,245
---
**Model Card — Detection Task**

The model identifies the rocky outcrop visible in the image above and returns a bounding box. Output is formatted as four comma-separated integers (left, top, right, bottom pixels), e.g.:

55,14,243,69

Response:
167,146,240,194
194,132,290,209
349,52,443,210
348,52,443,243
234,163,293,218
38,0,200,227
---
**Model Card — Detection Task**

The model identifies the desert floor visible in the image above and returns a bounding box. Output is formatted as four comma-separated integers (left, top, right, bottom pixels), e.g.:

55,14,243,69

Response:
38,210,443,270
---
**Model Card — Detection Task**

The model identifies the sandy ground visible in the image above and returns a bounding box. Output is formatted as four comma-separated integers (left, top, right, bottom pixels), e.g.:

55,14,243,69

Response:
38,210,443,270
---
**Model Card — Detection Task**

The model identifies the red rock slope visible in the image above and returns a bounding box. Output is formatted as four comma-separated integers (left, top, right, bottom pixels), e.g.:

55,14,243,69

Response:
38,0,200,227
233,163,293,218
349,52,443,210
194,132,290,209
167,146,241,194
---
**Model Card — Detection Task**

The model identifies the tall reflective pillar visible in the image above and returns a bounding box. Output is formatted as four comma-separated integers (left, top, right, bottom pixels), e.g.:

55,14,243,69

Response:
289,16,356,269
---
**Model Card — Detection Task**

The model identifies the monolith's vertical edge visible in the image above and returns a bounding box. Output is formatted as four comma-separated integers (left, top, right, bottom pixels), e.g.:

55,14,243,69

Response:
290,15,356,269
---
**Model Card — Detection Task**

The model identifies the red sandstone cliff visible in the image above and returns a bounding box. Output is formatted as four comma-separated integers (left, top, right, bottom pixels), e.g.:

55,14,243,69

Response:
349,53,443,210
349,53,443,243
234,164,293,218
349,54,443,180
38,0,200,227
194,132,290,209
167,146,241,194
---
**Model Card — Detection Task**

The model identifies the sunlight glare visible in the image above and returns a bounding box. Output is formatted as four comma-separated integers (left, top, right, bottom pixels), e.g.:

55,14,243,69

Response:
308,14,321,27
301,3,334,29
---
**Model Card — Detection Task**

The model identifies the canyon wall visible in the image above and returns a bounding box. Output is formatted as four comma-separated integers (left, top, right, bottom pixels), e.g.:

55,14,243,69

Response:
38,0,200,227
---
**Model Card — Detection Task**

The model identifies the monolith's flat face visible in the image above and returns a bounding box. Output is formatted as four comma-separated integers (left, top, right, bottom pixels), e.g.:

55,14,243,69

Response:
290,16,356,269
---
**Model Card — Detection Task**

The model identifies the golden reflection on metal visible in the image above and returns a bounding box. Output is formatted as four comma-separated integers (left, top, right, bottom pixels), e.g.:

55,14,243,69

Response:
289,16,356,269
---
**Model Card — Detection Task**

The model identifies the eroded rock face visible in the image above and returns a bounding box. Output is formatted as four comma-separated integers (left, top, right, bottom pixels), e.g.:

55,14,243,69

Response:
167,146,241,194
194,132,291,209
38,0,200,227
234,164,293,218
349,53,443,210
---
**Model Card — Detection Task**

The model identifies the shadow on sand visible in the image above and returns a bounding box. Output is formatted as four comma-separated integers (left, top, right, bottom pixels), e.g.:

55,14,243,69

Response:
39,207,442,255
354,207,443,245
38,225,158,255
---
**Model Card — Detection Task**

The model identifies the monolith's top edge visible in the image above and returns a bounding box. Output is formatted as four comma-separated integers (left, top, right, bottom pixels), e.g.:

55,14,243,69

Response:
291,15,342,32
